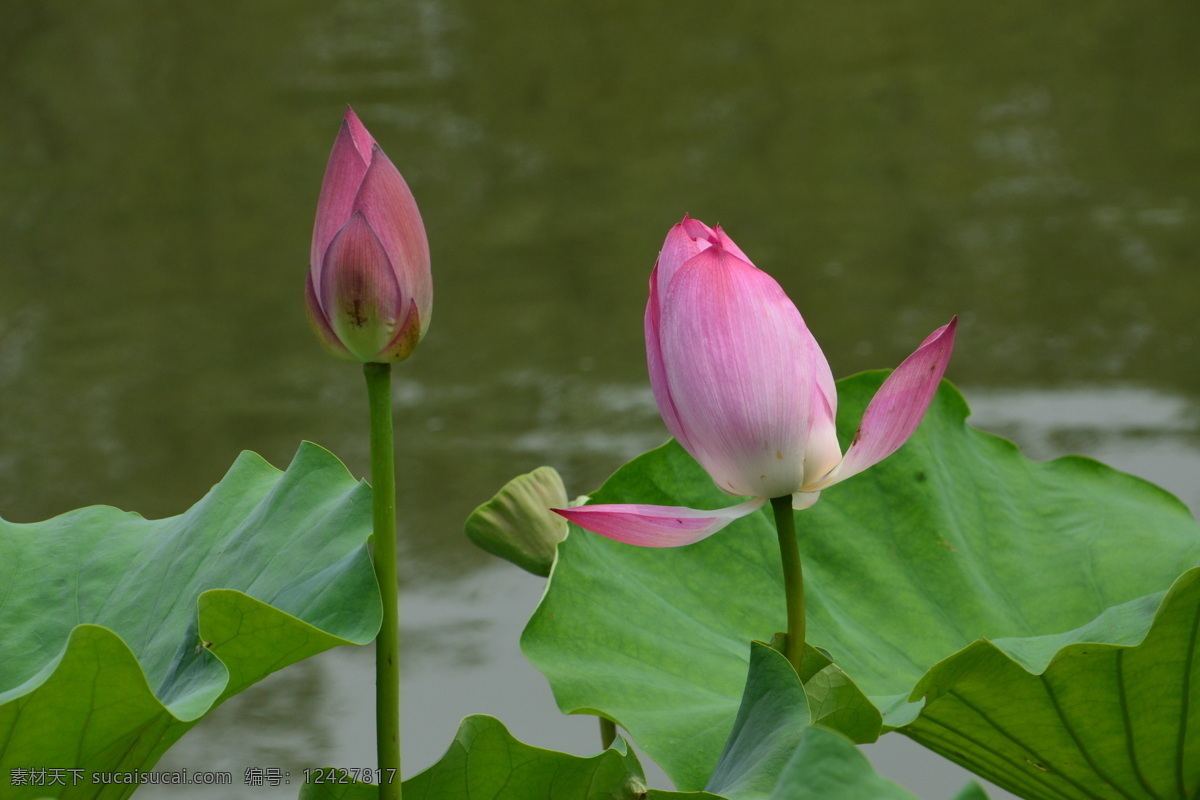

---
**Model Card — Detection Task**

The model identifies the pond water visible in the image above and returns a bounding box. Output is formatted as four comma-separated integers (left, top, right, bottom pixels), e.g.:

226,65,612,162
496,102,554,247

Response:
3,1,1199,798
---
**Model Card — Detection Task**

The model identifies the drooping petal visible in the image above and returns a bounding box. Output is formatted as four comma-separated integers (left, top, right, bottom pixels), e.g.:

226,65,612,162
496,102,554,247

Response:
320,211,404,362
553,498,766,548
815,316,958,487
354,146,432,335
311,117,371,284
659,246,820,499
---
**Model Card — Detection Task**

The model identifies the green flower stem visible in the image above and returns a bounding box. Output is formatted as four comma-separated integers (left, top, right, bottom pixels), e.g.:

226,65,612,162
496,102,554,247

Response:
365,362,402,800
599,717,617,749
770,495,805,674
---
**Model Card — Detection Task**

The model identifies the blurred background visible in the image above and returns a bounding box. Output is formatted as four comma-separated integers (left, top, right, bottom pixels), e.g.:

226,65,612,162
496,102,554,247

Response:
2,1,1199,797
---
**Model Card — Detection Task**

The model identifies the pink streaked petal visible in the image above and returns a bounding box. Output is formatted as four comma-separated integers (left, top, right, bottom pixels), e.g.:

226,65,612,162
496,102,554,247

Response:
660,246,816,499
553,498,766,548
354,147,431,324
304,272,354,361
680,214,717,243
321,212,404,362
821,316,958,486
645,266,696,454
311,119,371,282
808,331,837,430
798,318,839,486
656,217,709,297
690,223,836,435
343,106,378,161
710,225,753,266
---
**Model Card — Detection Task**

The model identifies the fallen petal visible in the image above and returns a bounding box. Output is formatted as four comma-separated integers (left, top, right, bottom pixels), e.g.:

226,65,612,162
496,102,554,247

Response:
553,498,766,548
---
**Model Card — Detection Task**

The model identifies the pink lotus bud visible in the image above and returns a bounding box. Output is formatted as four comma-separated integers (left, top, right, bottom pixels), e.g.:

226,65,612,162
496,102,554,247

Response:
306,107,432,363
557,216,957,547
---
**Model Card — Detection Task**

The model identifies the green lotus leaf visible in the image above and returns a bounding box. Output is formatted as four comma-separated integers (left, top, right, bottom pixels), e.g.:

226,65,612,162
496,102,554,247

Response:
298,782,378,800
299,677,934,800
404,715,654,800
905,567,1200,799
706,641,933,800
522,372,1200,795
704,642,814,799
769,726,937,800
465,466,570,576
0,442,380,799
298,715,707,800
949,783,992,800
789,643,882,745
763,720,989,800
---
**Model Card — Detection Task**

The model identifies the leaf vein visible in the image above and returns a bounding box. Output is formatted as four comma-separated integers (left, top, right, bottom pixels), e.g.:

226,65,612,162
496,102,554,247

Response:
1115,649,1160,798
947,689,1107,800
1039,673,1137,800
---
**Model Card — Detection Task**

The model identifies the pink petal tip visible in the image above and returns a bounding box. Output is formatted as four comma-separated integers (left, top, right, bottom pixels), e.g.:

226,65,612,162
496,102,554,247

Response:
553,498,766,548
826,316,958,485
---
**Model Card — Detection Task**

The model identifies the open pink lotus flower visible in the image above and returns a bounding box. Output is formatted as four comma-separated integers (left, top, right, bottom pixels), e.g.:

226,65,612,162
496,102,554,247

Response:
555,217,957,547
306,107,432,363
